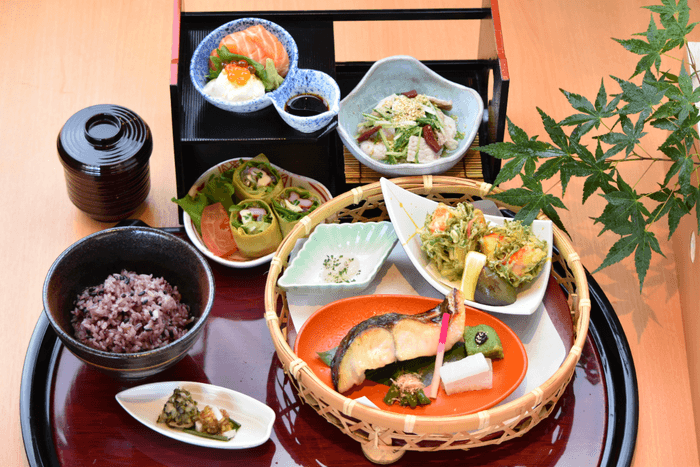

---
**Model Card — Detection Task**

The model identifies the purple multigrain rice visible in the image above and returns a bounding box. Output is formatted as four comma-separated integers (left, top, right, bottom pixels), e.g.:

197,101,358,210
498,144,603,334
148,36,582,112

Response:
70,270,193,353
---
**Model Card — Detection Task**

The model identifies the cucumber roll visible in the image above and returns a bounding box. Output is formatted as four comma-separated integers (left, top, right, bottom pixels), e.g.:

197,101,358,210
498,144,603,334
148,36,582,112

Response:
272,187,322,237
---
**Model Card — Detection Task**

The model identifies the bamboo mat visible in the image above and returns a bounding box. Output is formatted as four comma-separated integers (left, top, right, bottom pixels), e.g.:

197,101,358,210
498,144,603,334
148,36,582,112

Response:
342,135,484,185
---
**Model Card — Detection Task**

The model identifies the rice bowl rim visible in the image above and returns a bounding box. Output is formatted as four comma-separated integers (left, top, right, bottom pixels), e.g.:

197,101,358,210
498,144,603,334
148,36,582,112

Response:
42,226,215,360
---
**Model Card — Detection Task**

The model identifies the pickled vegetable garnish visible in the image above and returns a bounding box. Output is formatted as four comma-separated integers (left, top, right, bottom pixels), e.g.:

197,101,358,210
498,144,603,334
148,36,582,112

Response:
157,388,199,428
383,373,432,408
157,388,241,441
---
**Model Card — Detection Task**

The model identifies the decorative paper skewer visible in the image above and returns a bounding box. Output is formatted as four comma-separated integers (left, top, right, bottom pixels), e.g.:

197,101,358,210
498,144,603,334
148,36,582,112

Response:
428,312,451,399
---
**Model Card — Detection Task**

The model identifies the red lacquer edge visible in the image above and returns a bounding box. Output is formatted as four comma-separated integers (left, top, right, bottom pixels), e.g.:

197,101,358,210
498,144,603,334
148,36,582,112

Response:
170,0,181,86
490,0,509,81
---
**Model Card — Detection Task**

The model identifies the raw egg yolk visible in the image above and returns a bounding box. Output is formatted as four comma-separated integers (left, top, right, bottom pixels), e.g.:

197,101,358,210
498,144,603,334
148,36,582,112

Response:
224,62,253,86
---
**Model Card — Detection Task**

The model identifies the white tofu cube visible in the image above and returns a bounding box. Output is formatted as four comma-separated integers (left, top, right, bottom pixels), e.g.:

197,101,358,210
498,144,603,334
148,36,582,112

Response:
440,353,493,395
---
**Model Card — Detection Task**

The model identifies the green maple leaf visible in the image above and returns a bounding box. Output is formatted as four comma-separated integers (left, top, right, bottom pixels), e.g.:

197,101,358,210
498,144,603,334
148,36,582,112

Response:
576,141,617,203
598,113,649,159
613,73,666,116
660,143,695,189
559,80,621,134
593,219,662,292
614,15,666,76
593,176,650,235
649,187,691,238
539,108,570,150
645,0,697,50
488,177,568,235
479,118,564,185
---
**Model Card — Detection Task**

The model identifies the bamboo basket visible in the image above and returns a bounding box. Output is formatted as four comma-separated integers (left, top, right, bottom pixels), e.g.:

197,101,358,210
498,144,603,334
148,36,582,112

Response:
264,176,591,464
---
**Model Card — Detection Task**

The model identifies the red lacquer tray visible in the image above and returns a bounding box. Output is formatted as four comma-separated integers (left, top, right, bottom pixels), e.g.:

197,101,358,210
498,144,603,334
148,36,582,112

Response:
21,228,637,466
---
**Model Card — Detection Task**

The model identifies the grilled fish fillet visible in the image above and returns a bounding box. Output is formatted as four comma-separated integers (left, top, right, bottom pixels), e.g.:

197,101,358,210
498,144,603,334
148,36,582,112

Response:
331,289,465,393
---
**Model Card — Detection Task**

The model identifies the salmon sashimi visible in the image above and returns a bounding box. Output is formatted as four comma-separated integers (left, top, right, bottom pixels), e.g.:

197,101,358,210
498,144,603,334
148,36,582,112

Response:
210,25,290,77
331,289,466,393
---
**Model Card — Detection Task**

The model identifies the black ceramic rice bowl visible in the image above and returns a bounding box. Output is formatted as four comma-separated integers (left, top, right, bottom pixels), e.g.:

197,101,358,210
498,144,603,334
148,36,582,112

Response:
42,226,215,380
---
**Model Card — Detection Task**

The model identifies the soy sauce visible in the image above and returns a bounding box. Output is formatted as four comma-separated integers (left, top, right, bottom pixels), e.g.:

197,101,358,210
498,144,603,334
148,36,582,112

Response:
284,93,328,117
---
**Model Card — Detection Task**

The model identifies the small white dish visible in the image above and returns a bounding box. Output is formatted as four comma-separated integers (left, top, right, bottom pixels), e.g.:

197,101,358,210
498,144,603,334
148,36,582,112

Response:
380,178,553,315
183,158,333,269
337,55,483,176
277,222,398,295
115,381,275,449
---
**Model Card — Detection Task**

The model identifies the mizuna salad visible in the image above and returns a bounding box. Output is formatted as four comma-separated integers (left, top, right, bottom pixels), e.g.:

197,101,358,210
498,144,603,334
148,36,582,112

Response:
355,90,464,164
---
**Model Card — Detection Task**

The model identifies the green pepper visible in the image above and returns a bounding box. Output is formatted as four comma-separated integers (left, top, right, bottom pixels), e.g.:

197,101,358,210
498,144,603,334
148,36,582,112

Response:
383,385,400,405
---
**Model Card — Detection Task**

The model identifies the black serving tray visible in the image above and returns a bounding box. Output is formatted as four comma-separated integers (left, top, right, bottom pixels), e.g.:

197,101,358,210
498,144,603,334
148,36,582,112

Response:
169,5,510,222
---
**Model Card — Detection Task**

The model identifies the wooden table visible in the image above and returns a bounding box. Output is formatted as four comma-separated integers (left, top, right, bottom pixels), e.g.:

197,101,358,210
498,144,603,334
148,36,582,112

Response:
3,0,699,465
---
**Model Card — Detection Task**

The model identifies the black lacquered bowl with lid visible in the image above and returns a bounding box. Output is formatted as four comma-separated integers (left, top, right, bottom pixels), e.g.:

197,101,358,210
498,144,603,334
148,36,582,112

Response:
57,104,152,222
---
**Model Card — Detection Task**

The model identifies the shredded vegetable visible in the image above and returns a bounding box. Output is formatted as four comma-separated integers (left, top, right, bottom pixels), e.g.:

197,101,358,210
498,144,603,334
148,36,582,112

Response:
355,92,464,165
419,202,548,289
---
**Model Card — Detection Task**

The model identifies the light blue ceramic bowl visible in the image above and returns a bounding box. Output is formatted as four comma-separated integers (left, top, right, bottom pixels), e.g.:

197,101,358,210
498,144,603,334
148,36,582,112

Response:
190,18,340,133
190,18,299,114
277,222,398,296
337,55,484,176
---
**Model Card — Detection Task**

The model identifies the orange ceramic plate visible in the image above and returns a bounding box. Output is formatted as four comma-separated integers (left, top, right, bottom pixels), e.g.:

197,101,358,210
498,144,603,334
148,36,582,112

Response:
294,295,528,416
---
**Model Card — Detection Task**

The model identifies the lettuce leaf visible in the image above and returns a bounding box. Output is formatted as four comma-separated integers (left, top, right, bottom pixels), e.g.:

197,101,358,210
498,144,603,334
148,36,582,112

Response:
171,192,209,233
172,169,237,232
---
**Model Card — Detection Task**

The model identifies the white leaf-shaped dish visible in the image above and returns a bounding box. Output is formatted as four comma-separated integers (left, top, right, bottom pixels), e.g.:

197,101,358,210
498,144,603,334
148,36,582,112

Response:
380,178,553,315
277,222,398,296
115,381,275,449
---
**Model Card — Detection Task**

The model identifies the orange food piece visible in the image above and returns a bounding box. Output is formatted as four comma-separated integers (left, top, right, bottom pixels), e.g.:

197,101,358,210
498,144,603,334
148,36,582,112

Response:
507,244,547,277
210,25,290,77
480,232,504,257
429,205,453,233
201,202,238,257
224,62,252,86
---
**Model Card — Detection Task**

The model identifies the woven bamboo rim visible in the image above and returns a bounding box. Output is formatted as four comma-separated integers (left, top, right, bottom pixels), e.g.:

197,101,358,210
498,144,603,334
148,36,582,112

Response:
264,176,591,464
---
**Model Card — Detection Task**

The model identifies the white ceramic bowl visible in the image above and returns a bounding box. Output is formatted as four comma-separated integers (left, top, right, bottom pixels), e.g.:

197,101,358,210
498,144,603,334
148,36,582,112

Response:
182,158,333,268
277,222,398,295
338,55,484,176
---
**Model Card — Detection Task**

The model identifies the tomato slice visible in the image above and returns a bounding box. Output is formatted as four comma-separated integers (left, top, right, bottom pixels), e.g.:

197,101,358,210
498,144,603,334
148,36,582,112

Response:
200,202,238,257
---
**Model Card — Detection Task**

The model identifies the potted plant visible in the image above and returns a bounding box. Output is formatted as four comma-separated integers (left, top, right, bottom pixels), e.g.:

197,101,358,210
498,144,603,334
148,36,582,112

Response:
479,0,699,291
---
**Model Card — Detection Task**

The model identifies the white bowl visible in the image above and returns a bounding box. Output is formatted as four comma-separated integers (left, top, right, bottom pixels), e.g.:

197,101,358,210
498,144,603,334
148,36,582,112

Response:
182,158,333,268
277,222,398,295
380,178,553,315
338,55,484,176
